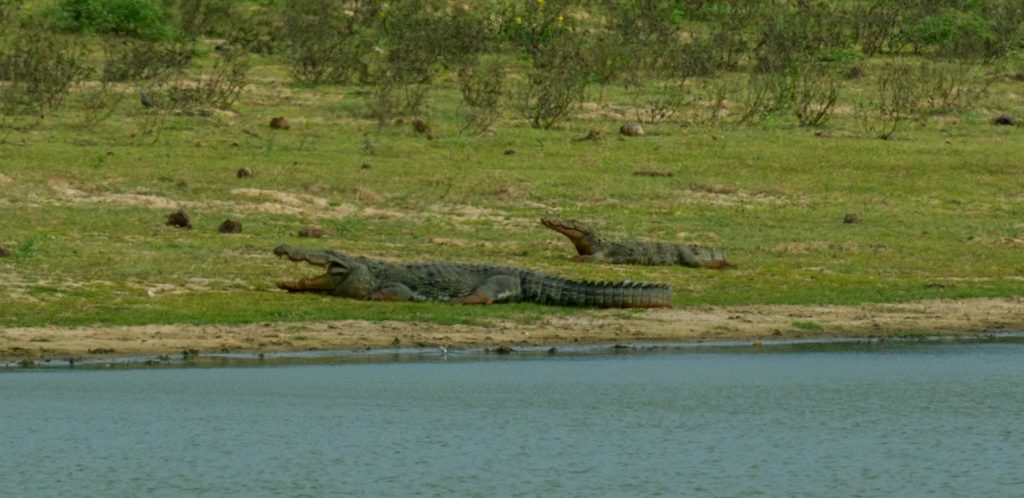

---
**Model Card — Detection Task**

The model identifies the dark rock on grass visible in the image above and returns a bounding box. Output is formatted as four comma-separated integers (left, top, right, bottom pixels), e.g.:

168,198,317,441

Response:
620,122,645,137
236,167,254,178
411,117,437,140
360,162,372,170
0,245,10,257
993,113,1018,126
503,149,516,155
166,210,192,229
140,91,158,108
411,117,430,134
298,226,325,238
219,219,243,234
269,116,290,130
633,169,674,177
843,213,861,224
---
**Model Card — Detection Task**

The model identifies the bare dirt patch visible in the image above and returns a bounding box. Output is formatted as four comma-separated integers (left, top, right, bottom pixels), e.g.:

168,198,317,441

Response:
3,298,1022,361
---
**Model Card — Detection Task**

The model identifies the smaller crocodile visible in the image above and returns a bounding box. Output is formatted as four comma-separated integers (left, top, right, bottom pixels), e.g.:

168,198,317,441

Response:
541,217,733,268
274,245,672,308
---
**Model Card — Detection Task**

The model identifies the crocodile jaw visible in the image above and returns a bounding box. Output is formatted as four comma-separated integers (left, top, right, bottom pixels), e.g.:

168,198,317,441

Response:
273,244,342,267
277,273,347,293
274,244,352,293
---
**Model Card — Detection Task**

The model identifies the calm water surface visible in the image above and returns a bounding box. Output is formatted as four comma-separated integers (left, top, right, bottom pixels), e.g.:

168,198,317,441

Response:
3,342,1024,497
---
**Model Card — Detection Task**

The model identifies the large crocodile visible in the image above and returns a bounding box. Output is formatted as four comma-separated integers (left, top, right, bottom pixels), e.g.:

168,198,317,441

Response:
274,244,672,308
541,217,733,268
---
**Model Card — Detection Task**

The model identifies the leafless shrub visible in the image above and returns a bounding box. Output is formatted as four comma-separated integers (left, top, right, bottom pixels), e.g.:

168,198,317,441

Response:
916,60,991,114
456,57,505,135
0,31,90,115
168,49,250,110
792,64,844,127
101,38,194,82
680,78,735,128
0,0,24,23
857,62,924,140
735,72,794,125
518,33,590,129
279,0,378,85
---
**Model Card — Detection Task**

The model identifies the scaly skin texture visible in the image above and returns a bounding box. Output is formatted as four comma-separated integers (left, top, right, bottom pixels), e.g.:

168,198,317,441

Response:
541,217,733,268
274,245,672,308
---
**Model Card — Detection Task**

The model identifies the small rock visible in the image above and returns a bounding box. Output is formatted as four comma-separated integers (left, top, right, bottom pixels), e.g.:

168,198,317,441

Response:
411,118,437,139
620,123,645,137
140,91,158,108
483,127,497,137
503,149,516,155
166,210,192,229
493,345,515,354
633,169,674,177
814,130,832,138
360,162,372,170
992,113,1017,126
843,213,861,224
411,117,430,134
218,219,242,234
236,167,253,178
269,116,290,130
298,226,325,238
0,245,10,257
576,129,602,141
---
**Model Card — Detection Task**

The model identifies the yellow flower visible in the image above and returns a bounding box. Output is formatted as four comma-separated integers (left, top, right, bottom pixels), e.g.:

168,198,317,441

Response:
537,0,545,5
515,16,522,25
557,15,564,24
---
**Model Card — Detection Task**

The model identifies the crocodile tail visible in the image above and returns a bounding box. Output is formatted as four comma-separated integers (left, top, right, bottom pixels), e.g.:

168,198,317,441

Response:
520,273,672,308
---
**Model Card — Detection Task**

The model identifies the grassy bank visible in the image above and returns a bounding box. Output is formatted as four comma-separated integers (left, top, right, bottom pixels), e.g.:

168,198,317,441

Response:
1,1,1022,330
2,83,1021,327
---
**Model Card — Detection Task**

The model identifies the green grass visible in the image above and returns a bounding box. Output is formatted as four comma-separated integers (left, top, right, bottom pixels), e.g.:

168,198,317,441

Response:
1,48,1023,328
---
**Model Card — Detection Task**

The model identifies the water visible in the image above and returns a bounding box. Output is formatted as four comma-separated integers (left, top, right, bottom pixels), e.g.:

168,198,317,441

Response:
3,342,1024,497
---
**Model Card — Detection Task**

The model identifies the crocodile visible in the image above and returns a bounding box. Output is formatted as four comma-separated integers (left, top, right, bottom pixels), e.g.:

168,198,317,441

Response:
273,244,672,308
541,217,733,268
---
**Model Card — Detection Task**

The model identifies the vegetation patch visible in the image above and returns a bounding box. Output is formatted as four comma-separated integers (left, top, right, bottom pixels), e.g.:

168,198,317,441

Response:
0,0,1022,331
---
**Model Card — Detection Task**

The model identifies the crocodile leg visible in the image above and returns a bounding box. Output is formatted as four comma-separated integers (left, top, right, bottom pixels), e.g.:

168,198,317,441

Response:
451,275,521,305
369,283,416,301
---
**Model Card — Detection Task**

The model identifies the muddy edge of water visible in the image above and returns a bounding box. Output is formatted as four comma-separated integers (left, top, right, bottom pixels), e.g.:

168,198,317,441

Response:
2,297,1023,366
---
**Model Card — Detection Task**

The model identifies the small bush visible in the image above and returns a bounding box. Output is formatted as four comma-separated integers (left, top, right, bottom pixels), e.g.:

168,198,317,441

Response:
0,32,90,115
162,0,238,39
735,71,794,125
679,77,735,128
792,63,844,127
916,60,991,114
857,62,924,140
101,37,193,82
627,78,687,124
456,56,505,135
165,48,250,110
279,0,378,85
518,32,590,129
0,0,25,23
52,0,176,40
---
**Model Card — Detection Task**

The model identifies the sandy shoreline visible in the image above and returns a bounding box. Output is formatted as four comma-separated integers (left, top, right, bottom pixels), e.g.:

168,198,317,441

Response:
2,297,1022,363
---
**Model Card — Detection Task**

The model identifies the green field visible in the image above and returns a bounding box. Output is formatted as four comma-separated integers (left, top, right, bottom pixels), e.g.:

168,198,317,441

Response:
1,0,1022,328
